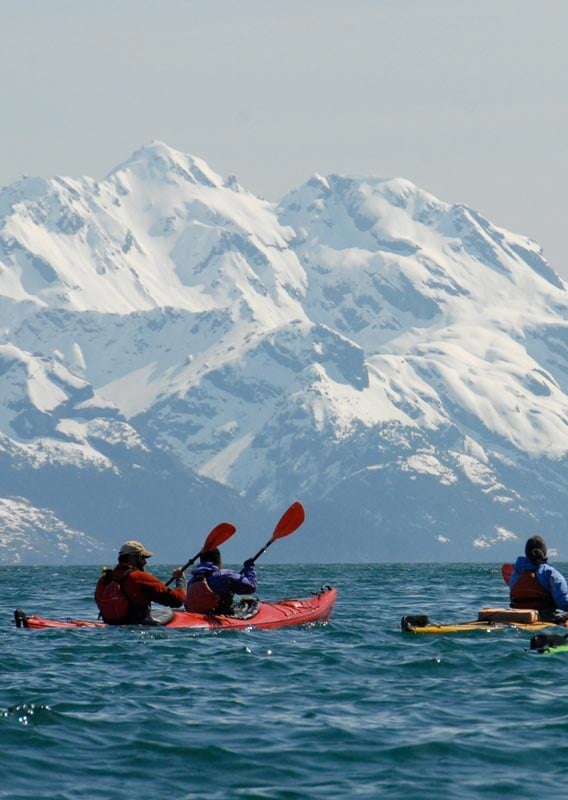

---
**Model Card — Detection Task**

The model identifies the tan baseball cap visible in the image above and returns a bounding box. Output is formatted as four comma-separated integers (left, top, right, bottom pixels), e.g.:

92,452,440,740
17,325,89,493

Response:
119,540,153,558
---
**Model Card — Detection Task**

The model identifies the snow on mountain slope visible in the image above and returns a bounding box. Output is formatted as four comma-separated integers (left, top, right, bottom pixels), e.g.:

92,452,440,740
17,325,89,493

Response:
278,174,568,458
0,141,306,322
0,496,103,564
1,143,568,563
0,342,141,464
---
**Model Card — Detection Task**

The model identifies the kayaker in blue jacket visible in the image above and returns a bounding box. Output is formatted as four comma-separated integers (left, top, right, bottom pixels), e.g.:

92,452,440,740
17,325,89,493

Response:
509,536,568,615
184,547,257,615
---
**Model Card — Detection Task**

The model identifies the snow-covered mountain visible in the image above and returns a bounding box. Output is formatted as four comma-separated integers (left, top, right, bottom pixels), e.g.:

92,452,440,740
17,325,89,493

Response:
1,142,567,564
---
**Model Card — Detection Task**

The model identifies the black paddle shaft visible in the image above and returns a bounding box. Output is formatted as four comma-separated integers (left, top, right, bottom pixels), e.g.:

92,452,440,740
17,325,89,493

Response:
249,541,272,566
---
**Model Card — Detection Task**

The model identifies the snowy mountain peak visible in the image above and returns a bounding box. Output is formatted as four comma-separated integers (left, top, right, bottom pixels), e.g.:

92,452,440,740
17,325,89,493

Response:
108,140,225,189
0,143,308,320
279,170,565,318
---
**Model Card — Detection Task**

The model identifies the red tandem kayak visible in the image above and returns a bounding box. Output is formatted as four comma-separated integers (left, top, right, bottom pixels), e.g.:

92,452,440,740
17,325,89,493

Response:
14,585,337,631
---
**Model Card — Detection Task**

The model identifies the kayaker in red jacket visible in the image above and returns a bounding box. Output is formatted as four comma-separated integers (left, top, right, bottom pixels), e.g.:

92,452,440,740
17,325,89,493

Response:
95,540,186,625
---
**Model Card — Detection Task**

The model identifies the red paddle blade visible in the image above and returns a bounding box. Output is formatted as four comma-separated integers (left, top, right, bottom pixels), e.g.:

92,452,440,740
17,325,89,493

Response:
501,563,514,586
271,501,305,542
202,522,237,553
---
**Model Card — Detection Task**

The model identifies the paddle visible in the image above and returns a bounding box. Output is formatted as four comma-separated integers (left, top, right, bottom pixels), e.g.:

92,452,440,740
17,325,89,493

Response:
501,563,514,586
166,522,237,586
246,501,305,566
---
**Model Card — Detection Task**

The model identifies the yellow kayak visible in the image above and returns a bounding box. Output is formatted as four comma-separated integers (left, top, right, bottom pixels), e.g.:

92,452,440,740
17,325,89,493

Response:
401,608,568,635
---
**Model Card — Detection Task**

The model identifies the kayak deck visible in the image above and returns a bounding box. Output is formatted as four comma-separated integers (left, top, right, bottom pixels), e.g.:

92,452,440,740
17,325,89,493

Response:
14,586,337,631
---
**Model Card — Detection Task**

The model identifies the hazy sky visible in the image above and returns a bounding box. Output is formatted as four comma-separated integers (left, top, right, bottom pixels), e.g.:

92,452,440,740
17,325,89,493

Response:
1,0,567,277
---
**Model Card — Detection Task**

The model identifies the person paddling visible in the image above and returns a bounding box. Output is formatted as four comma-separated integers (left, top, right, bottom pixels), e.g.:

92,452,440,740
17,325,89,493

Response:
184,548,257,614
184,502,305,615
95,540,187,625
509,536,568,617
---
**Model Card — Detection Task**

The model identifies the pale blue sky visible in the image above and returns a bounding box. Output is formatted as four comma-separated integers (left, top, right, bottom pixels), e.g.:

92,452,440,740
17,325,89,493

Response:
1,0,566,276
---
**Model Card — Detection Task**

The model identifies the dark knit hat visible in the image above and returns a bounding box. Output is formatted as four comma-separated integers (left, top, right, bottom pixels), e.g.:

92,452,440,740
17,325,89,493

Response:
525,536,547,565
200,547,221,565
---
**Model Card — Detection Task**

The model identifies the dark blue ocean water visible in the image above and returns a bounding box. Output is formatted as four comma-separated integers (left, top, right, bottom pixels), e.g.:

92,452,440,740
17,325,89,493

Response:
2,563,568,799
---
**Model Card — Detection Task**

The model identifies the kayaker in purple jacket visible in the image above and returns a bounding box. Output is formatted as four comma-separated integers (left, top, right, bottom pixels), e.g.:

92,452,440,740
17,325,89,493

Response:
509,536,568,613
184,547,257,614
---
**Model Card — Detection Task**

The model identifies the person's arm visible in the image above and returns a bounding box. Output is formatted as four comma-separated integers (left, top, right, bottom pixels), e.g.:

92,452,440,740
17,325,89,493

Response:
136,570,187,608
539,565,568,610
208,563,257,596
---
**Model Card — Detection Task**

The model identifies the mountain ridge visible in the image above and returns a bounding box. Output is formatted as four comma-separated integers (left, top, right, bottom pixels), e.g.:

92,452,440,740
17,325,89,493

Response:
0,142,566,564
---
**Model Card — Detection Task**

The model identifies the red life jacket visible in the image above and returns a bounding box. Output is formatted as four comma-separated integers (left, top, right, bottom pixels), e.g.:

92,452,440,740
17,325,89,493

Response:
185,578,223,613
510,570,553,611
95,567,134,623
